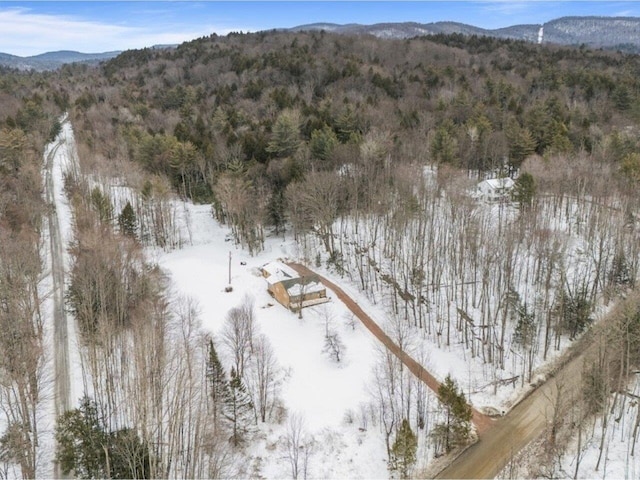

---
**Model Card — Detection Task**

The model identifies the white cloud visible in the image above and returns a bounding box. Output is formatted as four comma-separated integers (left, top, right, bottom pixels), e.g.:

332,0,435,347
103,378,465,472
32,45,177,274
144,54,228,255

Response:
0,8,231,56
480,1,538,16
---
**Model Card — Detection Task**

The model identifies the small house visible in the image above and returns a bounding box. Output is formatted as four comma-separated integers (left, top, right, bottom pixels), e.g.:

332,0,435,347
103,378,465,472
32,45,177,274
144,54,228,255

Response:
261,261,330,310
477,177,514,202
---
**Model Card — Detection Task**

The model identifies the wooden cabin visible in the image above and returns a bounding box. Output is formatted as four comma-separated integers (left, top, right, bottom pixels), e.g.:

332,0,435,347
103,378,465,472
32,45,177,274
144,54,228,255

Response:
261,261,330,310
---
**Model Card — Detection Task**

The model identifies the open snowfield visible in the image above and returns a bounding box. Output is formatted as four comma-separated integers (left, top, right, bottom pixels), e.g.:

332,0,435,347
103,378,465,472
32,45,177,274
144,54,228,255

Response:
155,204,389,478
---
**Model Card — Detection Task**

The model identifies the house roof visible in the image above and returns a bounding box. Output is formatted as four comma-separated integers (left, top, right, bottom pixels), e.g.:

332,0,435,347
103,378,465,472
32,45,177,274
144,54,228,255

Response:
478,177,514,190
287,281,326,296
262,261,300,285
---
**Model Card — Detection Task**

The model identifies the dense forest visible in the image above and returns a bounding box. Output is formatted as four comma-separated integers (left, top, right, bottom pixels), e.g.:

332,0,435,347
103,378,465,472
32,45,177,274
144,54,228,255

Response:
1,30,640,478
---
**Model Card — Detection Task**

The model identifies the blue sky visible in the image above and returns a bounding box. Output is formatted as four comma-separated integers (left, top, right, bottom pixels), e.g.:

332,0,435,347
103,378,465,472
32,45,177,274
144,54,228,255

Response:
1,1,638,56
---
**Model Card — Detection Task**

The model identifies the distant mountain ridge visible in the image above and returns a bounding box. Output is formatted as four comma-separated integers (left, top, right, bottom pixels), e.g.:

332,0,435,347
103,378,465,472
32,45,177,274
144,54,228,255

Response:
0,50,122,71
290,16,640,52
0,45,176,72
2,15,639,72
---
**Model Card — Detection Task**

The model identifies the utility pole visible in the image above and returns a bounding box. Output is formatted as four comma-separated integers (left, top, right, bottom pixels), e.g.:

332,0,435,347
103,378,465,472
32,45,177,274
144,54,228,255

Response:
298,275,305,319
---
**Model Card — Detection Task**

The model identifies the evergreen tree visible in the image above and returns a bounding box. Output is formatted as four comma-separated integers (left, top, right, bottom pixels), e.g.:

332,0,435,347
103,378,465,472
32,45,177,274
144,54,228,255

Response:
513,303,536,348
434,375,473,453
223,367,254,446
389,419,417,479
512,172,536,209
206,339,230,424
266,110,301,158
90,187,113,224
56,396,150,479
556,287,592,340
334,106,362,143
310,125,338,161
56,396,109,479
609,251,633,289
621,152,640,184
117,201,137,238
506,124,536,168
430,123,457,164
108,428,151,480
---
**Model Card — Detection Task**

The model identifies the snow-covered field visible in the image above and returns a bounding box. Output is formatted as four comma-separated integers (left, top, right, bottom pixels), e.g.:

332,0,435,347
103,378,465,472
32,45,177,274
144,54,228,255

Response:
155,204,389,478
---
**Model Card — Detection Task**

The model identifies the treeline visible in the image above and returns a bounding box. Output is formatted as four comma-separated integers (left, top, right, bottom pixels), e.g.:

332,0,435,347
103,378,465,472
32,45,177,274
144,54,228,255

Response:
54,31,640,236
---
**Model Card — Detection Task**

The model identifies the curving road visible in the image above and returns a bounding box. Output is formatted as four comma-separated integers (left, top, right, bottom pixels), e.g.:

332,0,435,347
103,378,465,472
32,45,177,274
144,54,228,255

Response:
436,344,589,478
44,128,71,478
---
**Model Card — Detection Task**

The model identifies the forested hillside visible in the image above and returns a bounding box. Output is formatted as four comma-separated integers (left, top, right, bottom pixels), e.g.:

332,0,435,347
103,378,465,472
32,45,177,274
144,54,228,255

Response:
64,30,640,208
2,30,640,478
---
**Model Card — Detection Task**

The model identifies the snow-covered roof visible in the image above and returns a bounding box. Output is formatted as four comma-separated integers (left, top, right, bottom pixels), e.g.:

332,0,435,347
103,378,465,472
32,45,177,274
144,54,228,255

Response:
478,177,514,191
262,261,300,285
287,281,325,296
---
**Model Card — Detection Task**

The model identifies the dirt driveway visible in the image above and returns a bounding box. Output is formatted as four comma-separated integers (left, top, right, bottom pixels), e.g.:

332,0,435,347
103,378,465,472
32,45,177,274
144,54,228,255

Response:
289,262,603,479
287,262,493,434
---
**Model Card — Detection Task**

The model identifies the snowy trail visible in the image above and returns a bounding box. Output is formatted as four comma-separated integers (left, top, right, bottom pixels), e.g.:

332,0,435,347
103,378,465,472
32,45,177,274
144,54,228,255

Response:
286,262,494,432
43,116,78,478
44,140,71,417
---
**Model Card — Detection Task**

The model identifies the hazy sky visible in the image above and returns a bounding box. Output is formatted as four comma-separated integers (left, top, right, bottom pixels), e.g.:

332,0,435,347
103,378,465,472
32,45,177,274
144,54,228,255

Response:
1,1,638,56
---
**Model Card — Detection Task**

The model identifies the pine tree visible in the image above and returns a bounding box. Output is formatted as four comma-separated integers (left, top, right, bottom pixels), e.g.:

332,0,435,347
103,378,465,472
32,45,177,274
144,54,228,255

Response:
56,396,151,479
117,201,137,238
266,110,301,158
513,303,536,348
389,419,417,479
512,172,536,209
556,287,592,340
206,339,230,424
609,251,632,289
310,125,339,161
223,367,254,446
434,375,473,453
506,124,536,168
108,427,151,480
90,187,113,224
56,396,109,478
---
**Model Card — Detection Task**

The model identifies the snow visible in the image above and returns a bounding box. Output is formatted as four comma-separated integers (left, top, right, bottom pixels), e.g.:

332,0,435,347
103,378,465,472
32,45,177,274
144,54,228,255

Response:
157,204,388,478
304,184,629,416
29,115,84,478
287,281,325,296
30,119,632,478
262,261,299,284
559,378,640,480
48,116,83,408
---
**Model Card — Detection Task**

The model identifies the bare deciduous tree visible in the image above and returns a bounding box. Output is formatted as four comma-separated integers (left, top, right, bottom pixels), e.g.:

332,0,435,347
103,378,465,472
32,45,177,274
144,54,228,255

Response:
247,334,281,423
221,296,256,379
